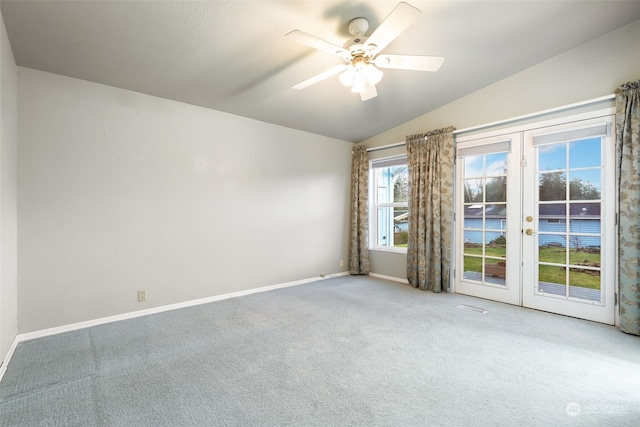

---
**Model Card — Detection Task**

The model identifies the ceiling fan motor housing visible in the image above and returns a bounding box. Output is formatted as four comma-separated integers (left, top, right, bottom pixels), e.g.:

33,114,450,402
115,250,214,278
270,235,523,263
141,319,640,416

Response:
348,17,369,38
345,18,376,59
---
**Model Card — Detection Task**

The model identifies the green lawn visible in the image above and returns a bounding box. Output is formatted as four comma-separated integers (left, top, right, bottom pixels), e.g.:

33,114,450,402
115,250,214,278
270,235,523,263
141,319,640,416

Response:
463,244,600,289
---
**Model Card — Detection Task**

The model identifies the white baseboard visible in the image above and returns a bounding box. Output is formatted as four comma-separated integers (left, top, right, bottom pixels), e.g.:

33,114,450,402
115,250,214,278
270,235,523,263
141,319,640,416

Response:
0,335,20,384
369,272,409,284
0,271,349,384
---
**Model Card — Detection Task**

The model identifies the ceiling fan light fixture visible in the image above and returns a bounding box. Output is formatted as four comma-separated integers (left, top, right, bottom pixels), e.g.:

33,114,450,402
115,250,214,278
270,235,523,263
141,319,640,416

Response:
339,65,356,86
366,64,383,85
286,2,440,100
351,70,366,93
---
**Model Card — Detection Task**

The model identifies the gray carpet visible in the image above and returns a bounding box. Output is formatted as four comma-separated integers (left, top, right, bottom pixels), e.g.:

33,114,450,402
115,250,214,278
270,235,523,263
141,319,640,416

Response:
1,275,638,426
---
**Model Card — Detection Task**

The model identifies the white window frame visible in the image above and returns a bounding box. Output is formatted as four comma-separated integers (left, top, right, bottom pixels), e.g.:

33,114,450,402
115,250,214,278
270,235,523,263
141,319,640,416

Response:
369,155,408,253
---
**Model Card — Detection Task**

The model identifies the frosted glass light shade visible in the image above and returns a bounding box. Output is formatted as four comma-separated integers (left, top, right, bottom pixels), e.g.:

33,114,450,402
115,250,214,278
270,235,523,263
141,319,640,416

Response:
339,66,356,86
367,64,383,85
351,71,366,93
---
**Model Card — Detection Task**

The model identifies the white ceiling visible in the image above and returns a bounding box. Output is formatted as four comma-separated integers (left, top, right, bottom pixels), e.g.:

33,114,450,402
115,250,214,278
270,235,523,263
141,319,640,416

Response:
2,1,640,142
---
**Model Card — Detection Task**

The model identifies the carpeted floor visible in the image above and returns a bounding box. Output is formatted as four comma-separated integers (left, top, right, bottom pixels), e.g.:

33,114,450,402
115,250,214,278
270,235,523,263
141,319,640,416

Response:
1,275,638,426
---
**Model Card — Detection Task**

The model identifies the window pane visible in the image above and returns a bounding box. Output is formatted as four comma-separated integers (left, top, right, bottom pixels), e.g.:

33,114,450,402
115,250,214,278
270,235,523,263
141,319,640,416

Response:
485,203,506,222
485,177,506,203
485,232,506,259
463,179,483,203
375,165,408,204
568,268,600,301
538,236,566,263
569,203,600,238
371,156,409,252
460,150,509,287
539,171,566,201
463,204,484,228
393,167,409,202
394,207,409,248
569,170,601,200
463,256,482,281
539,203,566,231
538,265,566,295
569,138,601,168
464,156,483,178
463,230,483,250
538,144,566,171
485,153,507,176
569,237,600,266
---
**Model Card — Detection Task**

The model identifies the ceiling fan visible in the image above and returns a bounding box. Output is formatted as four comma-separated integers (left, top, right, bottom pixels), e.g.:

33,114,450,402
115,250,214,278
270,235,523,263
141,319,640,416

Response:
285,2,444,101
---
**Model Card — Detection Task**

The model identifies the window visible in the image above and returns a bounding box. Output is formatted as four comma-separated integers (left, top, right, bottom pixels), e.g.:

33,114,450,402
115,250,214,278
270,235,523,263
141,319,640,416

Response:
370,155,408,252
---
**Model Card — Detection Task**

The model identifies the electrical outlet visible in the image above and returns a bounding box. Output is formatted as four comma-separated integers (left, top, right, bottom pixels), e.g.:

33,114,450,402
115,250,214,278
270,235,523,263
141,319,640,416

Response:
340,259,344,268
138,290,146,302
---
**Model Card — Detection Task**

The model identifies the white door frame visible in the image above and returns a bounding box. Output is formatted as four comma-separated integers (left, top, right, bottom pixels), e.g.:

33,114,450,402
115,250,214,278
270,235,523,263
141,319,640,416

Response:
521,115,616,324
453,107,617,325
454,132,522,306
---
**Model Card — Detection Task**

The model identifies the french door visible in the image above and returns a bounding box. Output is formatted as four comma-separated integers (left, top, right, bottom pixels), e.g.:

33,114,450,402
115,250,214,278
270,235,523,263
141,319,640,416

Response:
455,111,616,324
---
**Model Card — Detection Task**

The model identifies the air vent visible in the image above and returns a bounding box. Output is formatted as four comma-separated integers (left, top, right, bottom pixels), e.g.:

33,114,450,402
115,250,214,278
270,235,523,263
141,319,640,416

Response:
456,304,488,314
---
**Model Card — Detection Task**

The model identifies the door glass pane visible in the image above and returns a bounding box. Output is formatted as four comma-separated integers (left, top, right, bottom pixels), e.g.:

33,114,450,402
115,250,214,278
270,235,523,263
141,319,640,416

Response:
464,155,483,178
568,268,601,301
569,170,601,200
538,236,566,263
464,205,484,227
485,231,506,285
485,178,506,202
485,153,507,175
569,138,600,168
461,154,508,287
537,265,566,296
538,144,566,171
539,171,566,201
463,228,483,246
535,136,604,304
463,255,482,281
485,233,506,259
568,236,600,265
464,179,483,203
538,203,566,231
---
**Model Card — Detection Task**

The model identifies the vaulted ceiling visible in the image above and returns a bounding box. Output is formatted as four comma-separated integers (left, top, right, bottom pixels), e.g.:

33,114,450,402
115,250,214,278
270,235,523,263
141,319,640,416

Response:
2,1,640,142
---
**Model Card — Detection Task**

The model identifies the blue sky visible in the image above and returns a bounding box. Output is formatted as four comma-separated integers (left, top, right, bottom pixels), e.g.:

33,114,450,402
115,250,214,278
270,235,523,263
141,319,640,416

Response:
463,137,602,195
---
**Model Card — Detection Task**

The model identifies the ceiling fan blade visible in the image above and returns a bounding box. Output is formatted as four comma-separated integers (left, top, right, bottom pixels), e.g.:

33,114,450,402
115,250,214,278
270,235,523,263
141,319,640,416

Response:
373,54,444,71
292,64,349,90
360,82,378,101
285,30,350,58
364,2,421,55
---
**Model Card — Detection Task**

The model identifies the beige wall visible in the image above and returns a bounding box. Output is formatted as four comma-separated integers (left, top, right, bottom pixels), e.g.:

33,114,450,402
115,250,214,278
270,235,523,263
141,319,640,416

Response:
0,9,18,361
360,18,640,280
17,68,353,333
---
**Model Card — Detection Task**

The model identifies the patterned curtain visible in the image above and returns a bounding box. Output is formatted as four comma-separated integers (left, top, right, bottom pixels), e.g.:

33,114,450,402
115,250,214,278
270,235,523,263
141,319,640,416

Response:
615,80,640,335
350,145,370,275
406,127,455,292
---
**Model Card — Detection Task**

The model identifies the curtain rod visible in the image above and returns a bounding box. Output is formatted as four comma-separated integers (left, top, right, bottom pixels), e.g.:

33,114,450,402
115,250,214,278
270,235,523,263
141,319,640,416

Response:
365,94,615,152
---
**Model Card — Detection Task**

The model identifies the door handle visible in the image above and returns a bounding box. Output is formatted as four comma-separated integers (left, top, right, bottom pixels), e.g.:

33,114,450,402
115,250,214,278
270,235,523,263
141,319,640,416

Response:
525,228,534,235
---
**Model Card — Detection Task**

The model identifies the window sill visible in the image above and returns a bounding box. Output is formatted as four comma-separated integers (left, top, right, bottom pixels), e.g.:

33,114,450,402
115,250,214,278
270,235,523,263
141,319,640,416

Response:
370,247,407,255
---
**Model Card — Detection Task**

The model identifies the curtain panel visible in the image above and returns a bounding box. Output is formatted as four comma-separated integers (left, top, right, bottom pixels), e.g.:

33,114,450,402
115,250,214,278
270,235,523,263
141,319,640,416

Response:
406,127,455,292
350,145,370,275
615,80,640,335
